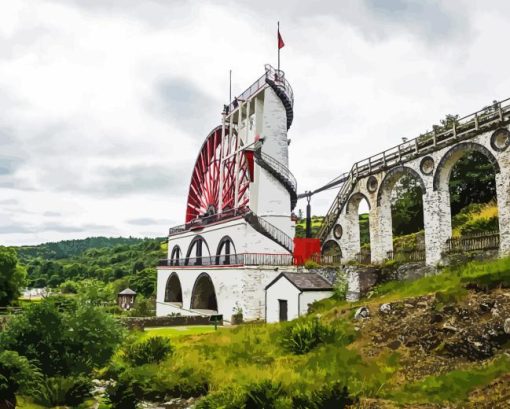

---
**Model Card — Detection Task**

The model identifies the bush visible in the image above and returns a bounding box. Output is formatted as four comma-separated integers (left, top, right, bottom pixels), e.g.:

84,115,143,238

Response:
0,297,124,376
292,382,352,409
459,216,498,235
304,259,320,269
124,336,173,366
32,376,92,407
0,350,41,408
106,377,138,409
244,380,284,408
280,318,336,355
195,386,246,409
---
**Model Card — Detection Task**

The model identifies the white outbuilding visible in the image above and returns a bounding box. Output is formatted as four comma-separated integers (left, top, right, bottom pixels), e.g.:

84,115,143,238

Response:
265,273,334,323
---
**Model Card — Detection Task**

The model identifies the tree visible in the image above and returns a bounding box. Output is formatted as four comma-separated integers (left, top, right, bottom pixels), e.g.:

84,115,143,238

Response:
0,247,27,306
0,350,41,408
391,176,424,236
129,268,157,297
449,151,496,215
0,297,123,376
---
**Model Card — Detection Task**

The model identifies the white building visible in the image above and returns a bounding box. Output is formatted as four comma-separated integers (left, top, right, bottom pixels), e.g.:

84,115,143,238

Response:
156,65,302,322
265,272,333,323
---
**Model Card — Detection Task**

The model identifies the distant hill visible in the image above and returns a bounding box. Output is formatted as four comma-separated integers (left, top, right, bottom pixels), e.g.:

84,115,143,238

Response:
12,236,167,290
14,237,146,262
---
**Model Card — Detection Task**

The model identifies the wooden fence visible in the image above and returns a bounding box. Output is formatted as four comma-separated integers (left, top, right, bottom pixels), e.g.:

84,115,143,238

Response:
386,248,426,262
445,231,500,252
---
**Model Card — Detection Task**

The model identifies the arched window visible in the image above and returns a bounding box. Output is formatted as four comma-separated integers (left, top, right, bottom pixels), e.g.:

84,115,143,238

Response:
164,272,183,306
216,236,237,265
170,246,181,266
190,273,217,311
185,236,210,266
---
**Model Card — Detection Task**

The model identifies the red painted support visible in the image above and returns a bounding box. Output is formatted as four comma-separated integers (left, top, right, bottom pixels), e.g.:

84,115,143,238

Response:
293,237,321,265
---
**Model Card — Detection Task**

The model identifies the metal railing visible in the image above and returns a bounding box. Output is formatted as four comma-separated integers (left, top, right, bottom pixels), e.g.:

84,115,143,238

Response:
355,249,372,265
169,207,249,236
264,64,294,107
226,64,294,115
445,231,500,253
159,252,294,267
310,254,342,266
244,212,294,253
318,98,510,241
255,150,297,195
386,248,426,262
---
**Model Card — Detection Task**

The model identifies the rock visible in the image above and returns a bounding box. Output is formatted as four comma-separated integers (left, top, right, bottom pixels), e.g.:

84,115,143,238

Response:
354,306,370,320
504,318,510,334
442,323,458,332
430,313,443,324
387,340,401,350
379,303,391,314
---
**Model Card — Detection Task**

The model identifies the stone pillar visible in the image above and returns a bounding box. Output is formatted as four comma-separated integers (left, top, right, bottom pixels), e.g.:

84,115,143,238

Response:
496,171,510,256
423,187,451,265
338,211,360,262
371,199,393,263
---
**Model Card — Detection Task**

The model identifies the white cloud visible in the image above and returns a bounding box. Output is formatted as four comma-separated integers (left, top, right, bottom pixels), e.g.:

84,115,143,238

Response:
0,0,509,245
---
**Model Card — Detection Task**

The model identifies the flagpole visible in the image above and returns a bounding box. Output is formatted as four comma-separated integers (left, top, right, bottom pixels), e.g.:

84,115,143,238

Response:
277,21,280,73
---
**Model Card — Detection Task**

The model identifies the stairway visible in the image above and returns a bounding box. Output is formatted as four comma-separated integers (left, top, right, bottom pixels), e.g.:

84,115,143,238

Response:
264,64,294,130
244,212,294,253
254,149,298,211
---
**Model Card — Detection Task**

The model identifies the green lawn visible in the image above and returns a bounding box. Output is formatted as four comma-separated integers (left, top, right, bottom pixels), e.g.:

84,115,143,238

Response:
142,325,220,339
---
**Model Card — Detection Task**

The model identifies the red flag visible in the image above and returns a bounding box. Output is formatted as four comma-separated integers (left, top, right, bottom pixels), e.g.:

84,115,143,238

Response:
278,29,285,49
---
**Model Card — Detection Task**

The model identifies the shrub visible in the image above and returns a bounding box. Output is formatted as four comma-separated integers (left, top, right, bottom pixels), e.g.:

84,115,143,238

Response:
245,380,284,409
106,377,138,409
0,297,124,376
459,216,498,235
195,386,246,409
0,350,41,408
32,376,92,407
280,318,336,355
292,382,352,409
124,336,173,366
304,259,321,269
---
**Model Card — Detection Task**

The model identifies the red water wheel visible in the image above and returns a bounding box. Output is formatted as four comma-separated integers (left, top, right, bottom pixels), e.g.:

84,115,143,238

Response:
185,125,251,223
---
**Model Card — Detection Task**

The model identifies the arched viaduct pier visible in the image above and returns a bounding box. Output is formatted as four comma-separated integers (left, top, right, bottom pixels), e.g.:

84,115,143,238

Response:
319,99,510,266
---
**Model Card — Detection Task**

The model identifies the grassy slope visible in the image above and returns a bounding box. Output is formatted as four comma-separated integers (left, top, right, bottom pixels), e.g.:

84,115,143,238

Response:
112,257,510,407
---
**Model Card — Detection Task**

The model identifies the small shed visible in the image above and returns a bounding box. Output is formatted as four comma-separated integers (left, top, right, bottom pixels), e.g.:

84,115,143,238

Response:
118,288,137,310
265,273,333,323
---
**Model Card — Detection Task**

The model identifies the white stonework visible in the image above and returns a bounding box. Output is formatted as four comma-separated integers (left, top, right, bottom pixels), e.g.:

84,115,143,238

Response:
156,68,299,322
265,276,333,323
323,125,510,266
157,266,289,321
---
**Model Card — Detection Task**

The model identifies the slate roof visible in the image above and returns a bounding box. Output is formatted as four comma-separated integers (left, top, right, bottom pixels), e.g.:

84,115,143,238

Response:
265,272,333,291
118,288,137,295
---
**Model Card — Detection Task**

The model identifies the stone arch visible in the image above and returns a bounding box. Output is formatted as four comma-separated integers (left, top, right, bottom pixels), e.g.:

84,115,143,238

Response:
322,240,342,257
433,142,500,191
164,272,183,305
185,235,211,266
190,273,218,311
216,235,237,265
170,245,181,266
346,192,371,214
377,166,426,206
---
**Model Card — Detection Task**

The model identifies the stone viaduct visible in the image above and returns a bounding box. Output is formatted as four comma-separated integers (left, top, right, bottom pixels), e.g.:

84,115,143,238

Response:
318,99,510,266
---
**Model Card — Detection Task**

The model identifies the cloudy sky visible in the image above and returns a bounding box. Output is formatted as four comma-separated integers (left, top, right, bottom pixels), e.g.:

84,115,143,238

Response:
1,0,510,246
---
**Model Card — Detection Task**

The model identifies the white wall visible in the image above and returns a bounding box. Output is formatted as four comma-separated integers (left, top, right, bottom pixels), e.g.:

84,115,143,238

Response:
265,276,300,323
167,218,291,262
299,290,333,316
156,266,282,321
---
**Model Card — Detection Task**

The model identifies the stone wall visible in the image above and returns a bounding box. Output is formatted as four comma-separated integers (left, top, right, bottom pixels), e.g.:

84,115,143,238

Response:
322,125,510,266
121,315,214,330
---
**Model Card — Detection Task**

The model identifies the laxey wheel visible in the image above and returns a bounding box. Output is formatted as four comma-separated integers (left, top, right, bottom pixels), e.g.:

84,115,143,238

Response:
185,125,252,223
